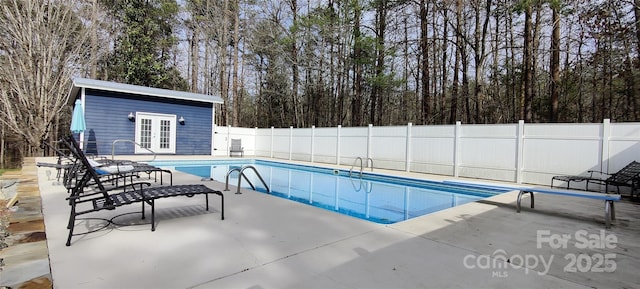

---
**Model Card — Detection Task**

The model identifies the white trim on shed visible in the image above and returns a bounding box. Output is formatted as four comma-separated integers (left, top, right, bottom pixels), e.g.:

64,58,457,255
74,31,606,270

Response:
68,78,224,104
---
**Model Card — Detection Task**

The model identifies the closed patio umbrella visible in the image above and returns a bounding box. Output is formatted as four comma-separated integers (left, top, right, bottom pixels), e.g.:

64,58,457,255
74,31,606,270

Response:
70,99,86,133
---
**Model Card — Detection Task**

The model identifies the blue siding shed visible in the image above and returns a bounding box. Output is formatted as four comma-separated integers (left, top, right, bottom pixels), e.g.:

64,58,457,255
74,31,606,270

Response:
68,78,223,156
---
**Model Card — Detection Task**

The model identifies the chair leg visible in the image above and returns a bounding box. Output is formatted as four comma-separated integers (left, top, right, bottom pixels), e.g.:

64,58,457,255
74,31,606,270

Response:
141,200,146,220
66,211,76,246
219,192,224,220
151,199,155,231
67,204,76,229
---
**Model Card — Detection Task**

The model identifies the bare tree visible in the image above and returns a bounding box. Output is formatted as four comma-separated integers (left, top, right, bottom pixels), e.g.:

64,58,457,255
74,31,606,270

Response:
0,0,98,148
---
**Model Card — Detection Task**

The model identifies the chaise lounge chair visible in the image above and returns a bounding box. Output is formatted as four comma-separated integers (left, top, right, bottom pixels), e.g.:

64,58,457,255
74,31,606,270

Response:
65,136,174,185
551,161,640,197
61,135,224,246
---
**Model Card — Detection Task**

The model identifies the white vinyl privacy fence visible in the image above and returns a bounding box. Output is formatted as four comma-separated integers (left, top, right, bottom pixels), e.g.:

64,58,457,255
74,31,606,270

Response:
213,119,640,186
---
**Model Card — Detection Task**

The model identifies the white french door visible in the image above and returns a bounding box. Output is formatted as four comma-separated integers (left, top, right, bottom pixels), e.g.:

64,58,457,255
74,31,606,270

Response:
135,112,176,154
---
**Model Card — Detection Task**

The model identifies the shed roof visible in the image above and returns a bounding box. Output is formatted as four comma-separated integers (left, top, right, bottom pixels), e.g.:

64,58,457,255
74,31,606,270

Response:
69,78,224,104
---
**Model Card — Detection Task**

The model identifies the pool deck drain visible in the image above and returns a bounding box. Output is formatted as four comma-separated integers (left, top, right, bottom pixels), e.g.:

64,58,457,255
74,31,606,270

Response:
1,156,640,288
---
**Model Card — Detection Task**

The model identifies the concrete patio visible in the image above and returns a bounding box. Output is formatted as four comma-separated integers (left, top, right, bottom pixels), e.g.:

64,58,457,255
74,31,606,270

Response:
1,157,640,288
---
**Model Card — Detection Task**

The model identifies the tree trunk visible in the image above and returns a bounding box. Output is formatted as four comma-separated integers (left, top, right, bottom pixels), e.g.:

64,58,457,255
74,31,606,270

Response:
420,0,430,124
351,2,363,126
372,0,387,125
521,3,533,122
289,0,300,127
449,0,461,124
441,5,449,124
220,0,230,126
403,17,411,123
635,0,640,56
190,28,199,92
550,4,560,122
232,0,241,126
90,0,99,79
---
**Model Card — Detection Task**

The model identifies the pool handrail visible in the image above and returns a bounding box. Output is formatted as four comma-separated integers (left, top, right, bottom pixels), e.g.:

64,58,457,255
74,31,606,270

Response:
224,165,270,194
350,157,374,178
224,167,255,192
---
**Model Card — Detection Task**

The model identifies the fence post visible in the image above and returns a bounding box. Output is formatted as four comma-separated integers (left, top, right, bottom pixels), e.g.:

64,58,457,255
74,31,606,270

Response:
311,125,315,163
254,127,258,157
454,121,461,177
227,125,232,157
367,124,373,160
289,126,293,160
406,123,412,172
270,126,274,158
336,125,341,165
601,119,611,173
516,120,525,184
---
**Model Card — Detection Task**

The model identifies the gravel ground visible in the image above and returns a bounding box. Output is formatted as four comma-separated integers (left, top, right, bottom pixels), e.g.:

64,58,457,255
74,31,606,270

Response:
0,179,18,271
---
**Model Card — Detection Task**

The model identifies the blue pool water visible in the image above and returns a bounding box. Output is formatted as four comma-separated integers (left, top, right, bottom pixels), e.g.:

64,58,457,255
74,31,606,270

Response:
148,159,508,224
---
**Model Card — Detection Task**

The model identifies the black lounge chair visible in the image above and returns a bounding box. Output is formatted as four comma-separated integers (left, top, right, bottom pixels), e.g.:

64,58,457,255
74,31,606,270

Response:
552,161,640,196
64,136,174,186
42,138,144,194
61,135,224,246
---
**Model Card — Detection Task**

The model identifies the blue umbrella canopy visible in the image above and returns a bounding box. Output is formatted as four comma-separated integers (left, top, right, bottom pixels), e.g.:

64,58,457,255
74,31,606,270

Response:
70,99,86,133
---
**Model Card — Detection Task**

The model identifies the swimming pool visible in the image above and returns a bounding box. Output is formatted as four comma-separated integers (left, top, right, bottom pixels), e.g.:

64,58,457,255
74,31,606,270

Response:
148,159,508,224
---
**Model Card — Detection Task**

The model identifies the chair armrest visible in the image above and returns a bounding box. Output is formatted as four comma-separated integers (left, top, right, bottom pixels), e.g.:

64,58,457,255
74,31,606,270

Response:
66,182,151,201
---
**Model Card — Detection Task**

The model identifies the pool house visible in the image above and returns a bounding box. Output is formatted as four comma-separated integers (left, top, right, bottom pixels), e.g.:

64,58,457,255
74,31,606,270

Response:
68,78,223,156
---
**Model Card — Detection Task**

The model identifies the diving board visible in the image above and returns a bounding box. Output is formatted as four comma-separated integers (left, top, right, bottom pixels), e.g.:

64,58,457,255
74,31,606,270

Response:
443,180,621,229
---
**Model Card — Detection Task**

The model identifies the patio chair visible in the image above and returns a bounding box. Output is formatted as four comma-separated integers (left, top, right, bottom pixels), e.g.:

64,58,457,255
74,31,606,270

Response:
61,134,224,246
230,138,244,157
552,161,640,196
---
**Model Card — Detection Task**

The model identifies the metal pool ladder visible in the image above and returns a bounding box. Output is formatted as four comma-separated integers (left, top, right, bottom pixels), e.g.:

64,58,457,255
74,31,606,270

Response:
349,157,373,178
224,165,270,194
